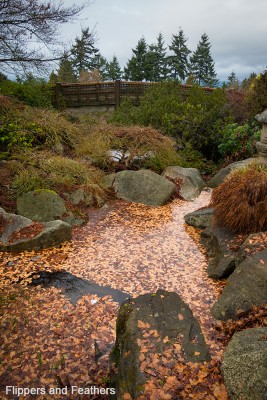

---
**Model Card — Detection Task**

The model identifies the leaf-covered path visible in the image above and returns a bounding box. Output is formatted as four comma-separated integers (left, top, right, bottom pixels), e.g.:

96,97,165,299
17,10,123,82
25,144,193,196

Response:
0,192,228,399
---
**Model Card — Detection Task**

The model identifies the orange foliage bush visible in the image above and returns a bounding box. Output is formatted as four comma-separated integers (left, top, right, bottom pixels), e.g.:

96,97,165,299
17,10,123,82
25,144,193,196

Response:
211,164,267,233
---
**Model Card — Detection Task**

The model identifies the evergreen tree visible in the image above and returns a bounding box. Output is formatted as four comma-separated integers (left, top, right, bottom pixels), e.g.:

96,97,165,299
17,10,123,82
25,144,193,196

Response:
57,52,76,83
167,28,191,81
242,72,257,90
190,33,219,87
124,37,149,81
95,54,109,80
48,70,58,84
106,55,122,80
146,33,168,81
71,27,100,75
227,71,239,88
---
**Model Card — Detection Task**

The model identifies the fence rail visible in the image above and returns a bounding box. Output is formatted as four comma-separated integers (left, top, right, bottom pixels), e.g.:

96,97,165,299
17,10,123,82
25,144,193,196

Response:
53,80,215,109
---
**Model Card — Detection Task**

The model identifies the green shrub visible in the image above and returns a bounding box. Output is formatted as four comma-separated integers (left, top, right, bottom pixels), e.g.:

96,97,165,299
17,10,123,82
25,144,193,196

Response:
0,122,33,155
144,146,181,173
0,97,81,154
0,77,53,108
211,163,267,233
110,83,230,162
218,122,261,162
162,86,231,161
177,143,217,175
110,81,183,128
109,97,139,126
245,70,267,117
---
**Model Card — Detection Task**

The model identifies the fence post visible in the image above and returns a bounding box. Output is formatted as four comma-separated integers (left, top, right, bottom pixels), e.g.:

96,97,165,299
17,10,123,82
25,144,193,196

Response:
55,82,61,108
115,80,121,108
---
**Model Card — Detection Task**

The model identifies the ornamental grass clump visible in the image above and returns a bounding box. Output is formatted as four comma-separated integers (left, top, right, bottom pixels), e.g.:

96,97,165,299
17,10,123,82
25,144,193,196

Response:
211,164,267,233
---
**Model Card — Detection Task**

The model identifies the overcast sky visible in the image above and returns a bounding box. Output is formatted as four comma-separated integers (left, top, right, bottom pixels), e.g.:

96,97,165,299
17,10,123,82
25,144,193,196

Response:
61,0,267,82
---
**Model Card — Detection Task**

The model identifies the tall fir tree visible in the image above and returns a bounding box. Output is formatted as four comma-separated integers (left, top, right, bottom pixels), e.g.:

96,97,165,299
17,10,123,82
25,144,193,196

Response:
167,28,191,81
226,71,239,88
124,37,149,81
95,54,109,80
106,55,122,80
71,27,100,76
146,33,168,81
57,52,77,83
48,70,58,84
190,33,219,87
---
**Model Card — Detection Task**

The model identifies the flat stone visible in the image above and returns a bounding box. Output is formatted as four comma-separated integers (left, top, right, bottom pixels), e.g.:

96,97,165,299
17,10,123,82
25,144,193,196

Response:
0,219,72,252
30,270,130,305
184,207,214,229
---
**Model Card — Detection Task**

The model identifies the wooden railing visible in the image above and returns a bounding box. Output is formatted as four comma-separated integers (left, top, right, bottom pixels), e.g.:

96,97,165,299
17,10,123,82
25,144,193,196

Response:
53,80,215,109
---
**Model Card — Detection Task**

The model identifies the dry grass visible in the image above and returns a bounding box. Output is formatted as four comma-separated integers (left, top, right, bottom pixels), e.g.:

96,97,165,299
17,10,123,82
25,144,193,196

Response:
211,163,267,233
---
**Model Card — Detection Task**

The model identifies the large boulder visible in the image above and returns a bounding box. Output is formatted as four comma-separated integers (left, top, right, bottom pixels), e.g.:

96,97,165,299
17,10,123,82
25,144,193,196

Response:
206,158,261,188
184,207,214,229
222,327,267,400
17,189,83,226
200,226,237,279
211,250,267,321
110,289,210,400
162,166,205,201
112,170,176,206
0,207,71,251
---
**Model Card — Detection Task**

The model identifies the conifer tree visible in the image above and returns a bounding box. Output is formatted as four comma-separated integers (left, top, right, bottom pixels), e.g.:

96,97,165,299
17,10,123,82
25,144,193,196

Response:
106,55,122,80
167,28,191,81
57,52,76,83
95,54,109,80
190,33,219,87
71,27,100,76
227,71,239,88
146,33,168,81
124,37,149,81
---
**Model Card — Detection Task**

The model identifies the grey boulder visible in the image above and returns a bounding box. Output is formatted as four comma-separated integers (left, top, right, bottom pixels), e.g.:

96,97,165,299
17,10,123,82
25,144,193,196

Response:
206,158,260,188
17,189,83,226
222,327,267,400
211,250,267,321
162,166,205,200
112,169,176,206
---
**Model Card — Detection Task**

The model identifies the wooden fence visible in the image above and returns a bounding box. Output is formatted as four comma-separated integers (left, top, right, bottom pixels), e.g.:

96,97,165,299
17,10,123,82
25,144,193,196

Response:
53,80,215,109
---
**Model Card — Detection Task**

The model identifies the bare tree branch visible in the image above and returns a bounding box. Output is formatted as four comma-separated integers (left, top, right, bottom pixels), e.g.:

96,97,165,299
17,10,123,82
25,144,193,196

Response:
0,0,91,75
